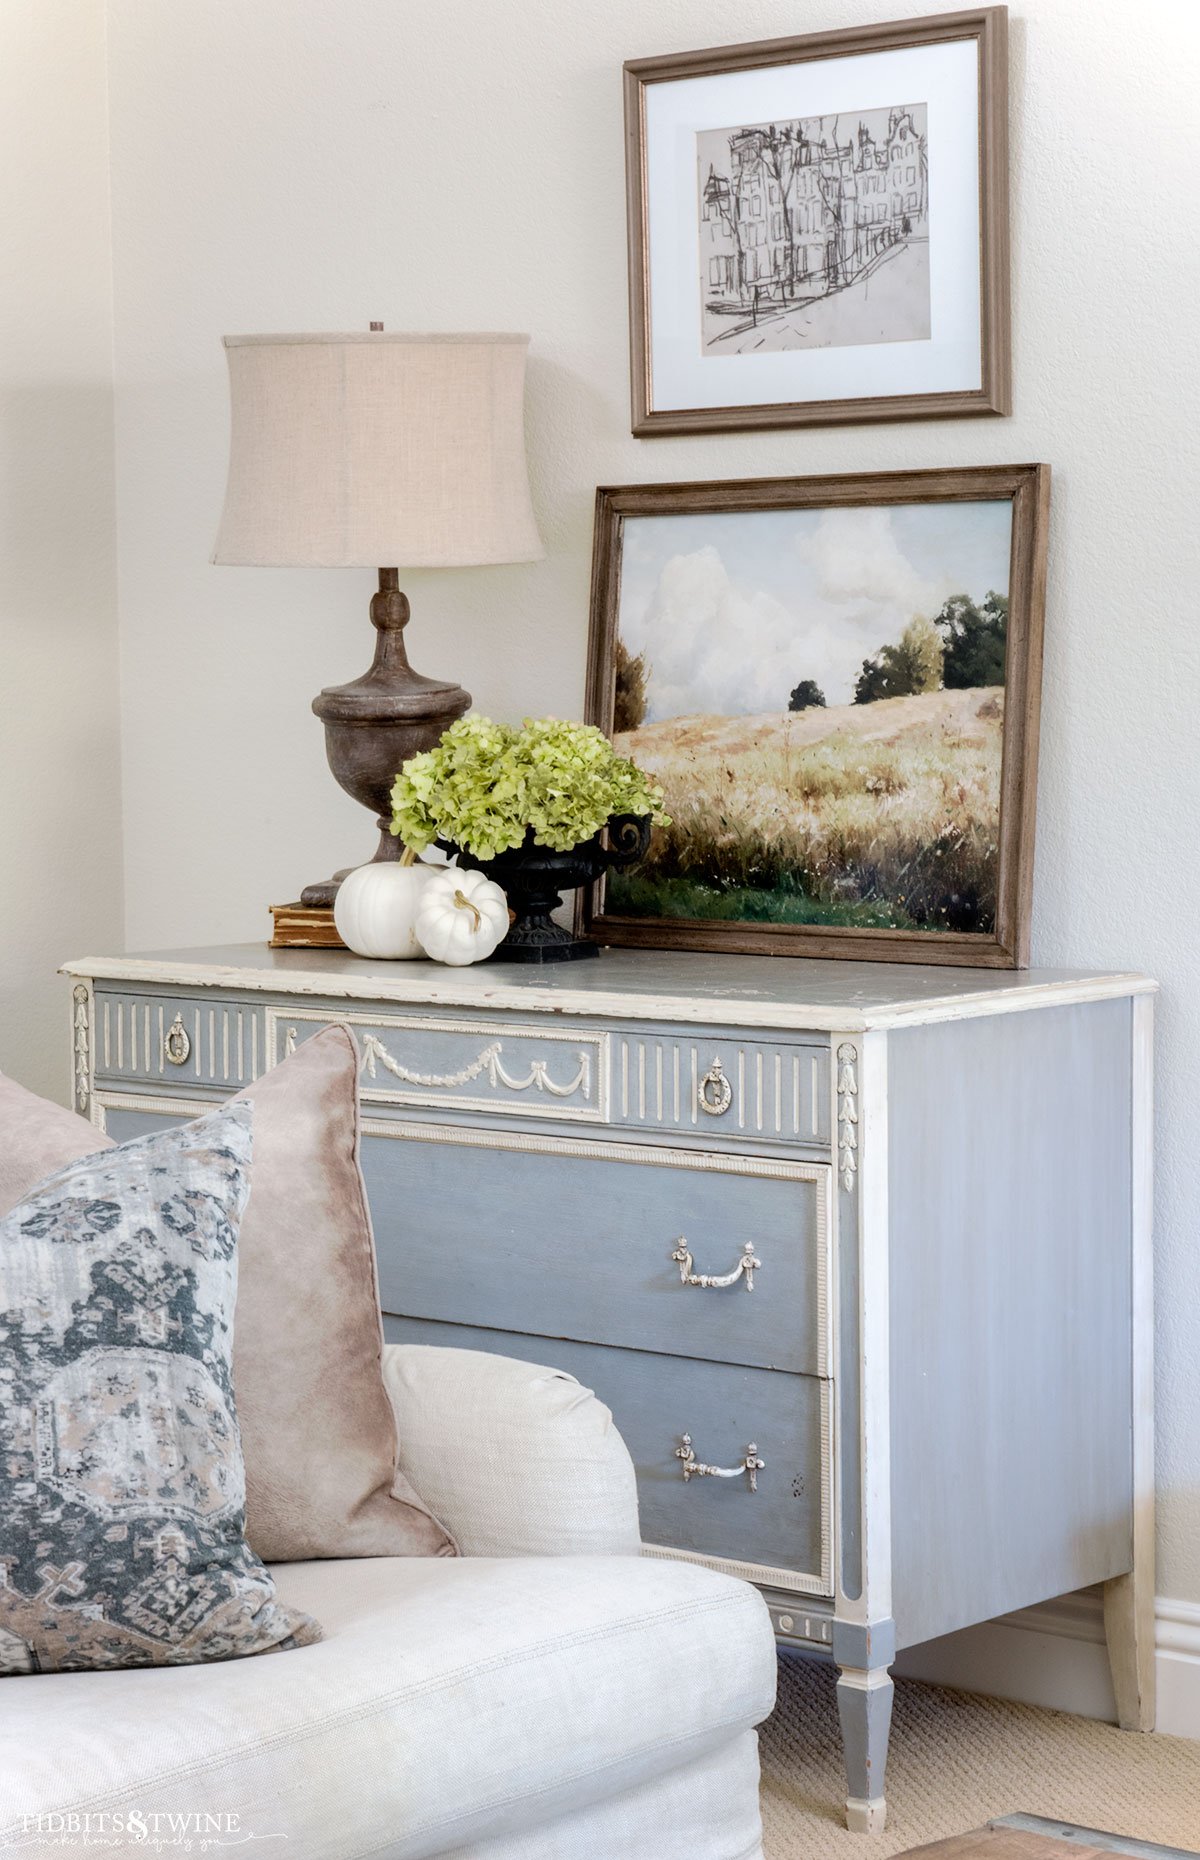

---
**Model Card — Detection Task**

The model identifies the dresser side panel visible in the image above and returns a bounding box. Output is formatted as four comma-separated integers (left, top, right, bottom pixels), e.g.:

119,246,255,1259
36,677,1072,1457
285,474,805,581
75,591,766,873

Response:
887,1000,1134,1650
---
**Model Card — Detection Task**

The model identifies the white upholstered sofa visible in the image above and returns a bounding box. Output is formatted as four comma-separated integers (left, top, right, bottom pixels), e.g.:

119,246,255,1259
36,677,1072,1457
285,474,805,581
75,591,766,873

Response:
1,1345,778,1859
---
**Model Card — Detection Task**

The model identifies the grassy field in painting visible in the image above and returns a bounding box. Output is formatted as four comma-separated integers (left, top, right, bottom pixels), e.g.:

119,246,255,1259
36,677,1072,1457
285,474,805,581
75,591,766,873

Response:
610,687,1004,933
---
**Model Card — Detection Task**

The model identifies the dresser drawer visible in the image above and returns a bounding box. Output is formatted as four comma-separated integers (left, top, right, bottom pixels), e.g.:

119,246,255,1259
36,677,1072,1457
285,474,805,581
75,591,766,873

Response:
269,1006,606,1124
92,1098,833,1591
365,1123,831,1376
611,1027,830,1148
269,1005,831,1150
92,989,266,1090
93,1102,831,1379
384,1315,831,1594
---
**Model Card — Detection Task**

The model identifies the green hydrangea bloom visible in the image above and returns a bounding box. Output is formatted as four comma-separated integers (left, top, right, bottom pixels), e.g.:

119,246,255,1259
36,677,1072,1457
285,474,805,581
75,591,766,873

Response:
390,714,668,860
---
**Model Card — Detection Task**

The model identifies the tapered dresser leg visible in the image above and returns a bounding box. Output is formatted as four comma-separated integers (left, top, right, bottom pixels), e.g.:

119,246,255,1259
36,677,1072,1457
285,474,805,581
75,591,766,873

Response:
837,1664,893,1833
1105,991,1156,1732
1104,1570,1155,1730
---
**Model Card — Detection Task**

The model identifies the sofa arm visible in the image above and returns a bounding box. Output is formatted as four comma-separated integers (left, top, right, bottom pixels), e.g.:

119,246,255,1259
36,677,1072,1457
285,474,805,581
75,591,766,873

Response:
382,1343,641,1558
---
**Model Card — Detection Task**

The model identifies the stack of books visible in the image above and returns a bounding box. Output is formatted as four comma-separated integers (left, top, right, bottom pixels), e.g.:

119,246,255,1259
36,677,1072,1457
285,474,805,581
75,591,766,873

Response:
268,903,346,950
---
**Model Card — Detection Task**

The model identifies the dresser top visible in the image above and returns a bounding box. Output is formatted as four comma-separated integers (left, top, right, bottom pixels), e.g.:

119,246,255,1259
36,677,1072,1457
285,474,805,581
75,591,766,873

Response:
62,946,1154,1034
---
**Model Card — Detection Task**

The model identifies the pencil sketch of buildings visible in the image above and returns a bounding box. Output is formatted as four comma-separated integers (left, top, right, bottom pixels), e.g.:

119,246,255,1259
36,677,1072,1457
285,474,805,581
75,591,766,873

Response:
697,104,930,355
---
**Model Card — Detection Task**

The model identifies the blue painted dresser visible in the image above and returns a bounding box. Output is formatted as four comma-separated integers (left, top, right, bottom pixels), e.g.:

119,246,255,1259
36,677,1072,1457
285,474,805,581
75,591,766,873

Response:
62,947,1156,1832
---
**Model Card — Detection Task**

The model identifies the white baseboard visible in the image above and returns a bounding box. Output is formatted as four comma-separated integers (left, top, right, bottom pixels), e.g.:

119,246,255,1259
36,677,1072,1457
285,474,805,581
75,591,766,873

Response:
894,1592,1200,1740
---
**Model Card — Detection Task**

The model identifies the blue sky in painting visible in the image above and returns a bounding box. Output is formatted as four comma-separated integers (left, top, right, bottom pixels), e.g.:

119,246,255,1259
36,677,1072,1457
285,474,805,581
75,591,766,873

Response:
618,500,1013,717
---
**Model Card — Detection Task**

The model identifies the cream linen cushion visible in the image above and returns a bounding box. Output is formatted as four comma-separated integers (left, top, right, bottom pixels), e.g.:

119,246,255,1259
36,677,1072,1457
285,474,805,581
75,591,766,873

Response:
0,1554,776,1857
383,1344,641,1557
435,1734,765,1860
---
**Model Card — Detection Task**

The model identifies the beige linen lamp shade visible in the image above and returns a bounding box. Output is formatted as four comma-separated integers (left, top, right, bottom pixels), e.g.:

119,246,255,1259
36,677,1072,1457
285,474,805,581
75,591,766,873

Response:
212,331,543,568
211,329,543,910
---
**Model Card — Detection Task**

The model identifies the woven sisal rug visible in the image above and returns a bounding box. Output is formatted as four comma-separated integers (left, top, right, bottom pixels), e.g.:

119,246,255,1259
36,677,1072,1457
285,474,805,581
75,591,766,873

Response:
759,1657,1200,1857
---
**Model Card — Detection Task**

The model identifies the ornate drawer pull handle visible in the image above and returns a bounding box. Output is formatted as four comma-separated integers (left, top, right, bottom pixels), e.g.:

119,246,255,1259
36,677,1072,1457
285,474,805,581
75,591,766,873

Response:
697,1058,733,1116
164,1014,191,1066
672,1237,761,1292
676,1435,764,1493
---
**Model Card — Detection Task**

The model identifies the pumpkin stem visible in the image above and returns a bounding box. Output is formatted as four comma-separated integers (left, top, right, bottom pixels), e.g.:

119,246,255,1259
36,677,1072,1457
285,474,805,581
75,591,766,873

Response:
399,845,418,868
453,888,482,932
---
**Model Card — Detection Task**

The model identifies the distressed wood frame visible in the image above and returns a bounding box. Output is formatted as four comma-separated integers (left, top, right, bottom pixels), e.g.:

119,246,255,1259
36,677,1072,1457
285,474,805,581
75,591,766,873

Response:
581,463,1050,968
624,6,1011,434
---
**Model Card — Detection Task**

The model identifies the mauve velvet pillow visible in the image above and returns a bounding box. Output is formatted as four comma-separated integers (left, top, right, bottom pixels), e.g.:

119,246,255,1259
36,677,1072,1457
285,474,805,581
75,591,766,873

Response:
229,1025,454,1562
0,1073,110,1213
0,1031,455,1565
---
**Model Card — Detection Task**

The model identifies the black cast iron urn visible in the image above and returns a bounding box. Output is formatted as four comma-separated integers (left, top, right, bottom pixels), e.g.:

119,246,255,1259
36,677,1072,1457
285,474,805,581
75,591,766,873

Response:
443,815,652,963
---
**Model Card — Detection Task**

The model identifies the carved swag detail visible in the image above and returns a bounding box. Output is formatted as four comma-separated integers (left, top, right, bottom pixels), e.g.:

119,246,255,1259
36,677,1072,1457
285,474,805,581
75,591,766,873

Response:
360,1033,591,1101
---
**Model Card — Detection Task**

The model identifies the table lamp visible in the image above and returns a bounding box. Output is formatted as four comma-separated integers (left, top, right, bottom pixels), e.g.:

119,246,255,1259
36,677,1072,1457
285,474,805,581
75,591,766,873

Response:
212,329,543,907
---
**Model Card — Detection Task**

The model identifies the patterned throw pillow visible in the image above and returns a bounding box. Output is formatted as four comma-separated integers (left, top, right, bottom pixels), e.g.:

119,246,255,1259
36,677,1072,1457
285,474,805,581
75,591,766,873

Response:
0,1100,320,1673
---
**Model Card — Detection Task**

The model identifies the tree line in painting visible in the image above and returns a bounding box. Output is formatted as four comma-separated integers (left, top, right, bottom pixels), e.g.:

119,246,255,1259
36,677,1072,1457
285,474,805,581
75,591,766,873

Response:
792,591,1008,713
614,590,1007,731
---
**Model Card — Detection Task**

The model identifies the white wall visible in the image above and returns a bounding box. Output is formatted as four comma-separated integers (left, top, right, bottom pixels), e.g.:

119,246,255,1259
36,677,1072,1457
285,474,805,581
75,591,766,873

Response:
103,0,1200,1631
0,0,123,1103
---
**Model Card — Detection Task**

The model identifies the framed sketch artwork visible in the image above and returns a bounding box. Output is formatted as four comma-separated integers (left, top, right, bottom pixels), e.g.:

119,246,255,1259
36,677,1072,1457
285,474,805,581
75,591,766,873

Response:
582,465,1049,969
624,8,1010,433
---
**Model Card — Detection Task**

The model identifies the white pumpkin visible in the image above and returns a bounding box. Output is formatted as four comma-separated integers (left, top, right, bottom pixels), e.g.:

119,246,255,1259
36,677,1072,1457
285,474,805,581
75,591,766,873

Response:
415,867,509,966
333,852,436,959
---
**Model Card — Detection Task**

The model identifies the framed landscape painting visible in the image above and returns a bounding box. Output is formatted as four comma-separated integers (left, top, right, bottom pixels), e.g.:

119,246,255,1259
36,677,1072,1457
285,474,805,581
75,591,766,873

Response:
624,8,1010,433
582,465,1049,968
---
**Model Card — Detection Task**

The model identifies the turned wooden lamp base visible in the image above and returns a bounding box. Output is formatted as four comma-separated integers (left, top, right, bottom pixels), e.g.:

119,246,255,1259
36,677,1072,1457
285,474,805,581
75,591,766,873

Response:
300,567,469,908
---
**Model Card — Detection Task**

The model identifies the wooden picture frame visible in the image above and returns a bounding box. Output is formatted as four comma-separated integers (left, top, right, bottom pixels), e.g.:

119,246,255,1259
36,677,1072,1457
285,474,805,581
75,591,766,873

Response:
625,8,1010,434
582,464,1049,968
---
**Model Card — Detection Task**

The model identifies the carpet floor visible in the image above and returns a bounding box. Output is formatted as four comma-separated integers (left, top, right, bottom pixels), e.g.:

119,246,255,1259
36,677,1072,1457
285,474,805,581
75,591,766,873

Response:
759,1656,1200,1858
